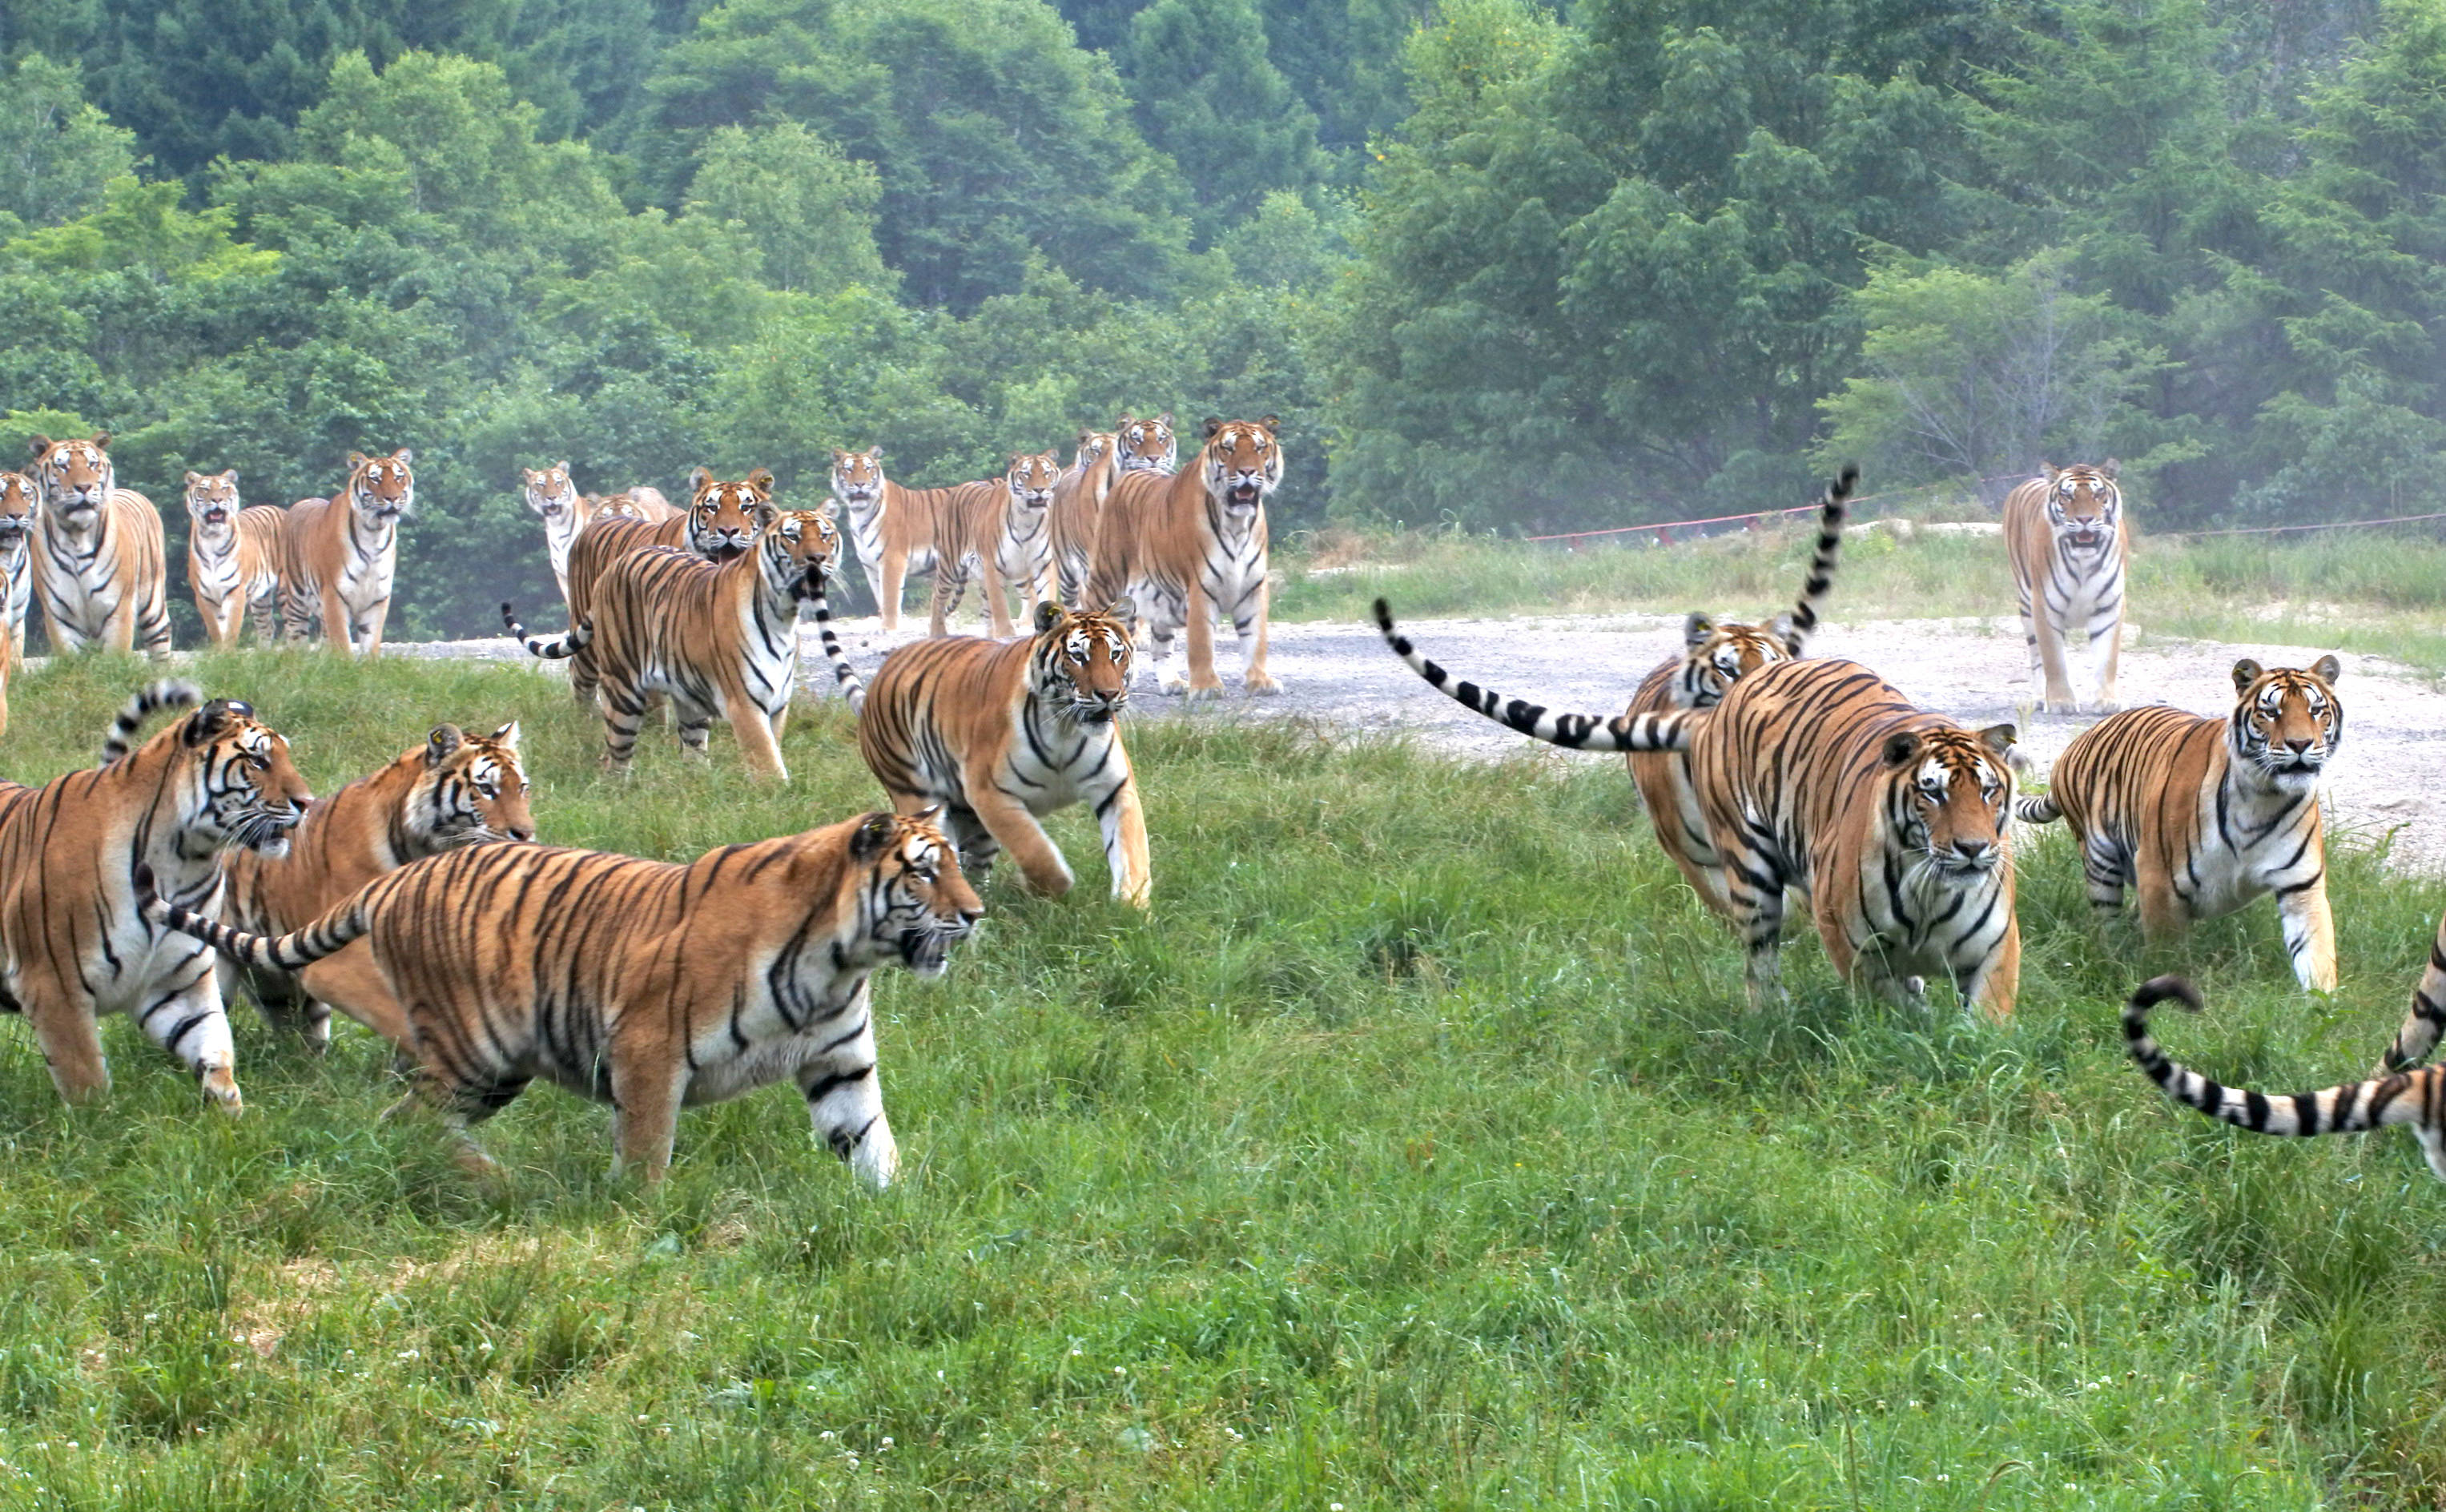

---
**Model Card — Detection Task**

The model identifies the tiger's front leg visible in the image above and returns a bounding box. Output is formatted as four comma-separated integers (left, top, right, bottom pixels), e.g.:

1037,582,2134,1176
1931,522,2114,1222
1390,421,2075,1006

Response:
131,951,243,1112
1956,912,2020,1023
722,697,789,782
352,597,388,657
1181,579,1223,701
1724,844,1791,1009
318,586,356,655
1232,573,1282,695
2276,874,2338,992
964,781,1075,897
1084,755,1152,907
2022,582,2078,714
799,990,897,1188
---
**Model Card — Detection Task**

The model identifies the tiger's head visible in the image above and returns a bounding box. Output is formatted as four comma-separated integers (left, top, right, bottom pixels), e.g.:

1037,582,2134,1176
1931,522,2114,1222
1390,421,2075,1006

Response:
845,806,982,979
0,472,38,560
588,493,648,523
1673,613,1801,710
26,433,115,525
2230,656,2343,792
755,508,842,607
1115,413,1177,474
1005,451,1060,515
686,466,778,563
521,460,578,523
1882,724,2016,878
1072,429,1116,473
830,447,885,513
346,448,416,525
179,699,313,859
406,722,534,850
1200,415,1283,525
1029,598,1134,725
183,469,243,535
2039,461,2121,553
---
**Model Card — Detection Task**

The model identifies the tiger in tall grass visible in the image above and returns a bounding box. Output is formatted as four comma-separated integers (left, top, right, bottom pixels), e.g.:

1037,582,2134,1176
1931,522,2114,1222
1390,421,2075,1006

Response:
25,433,172,659
828,446,959,631
1376,613,2020,1015
281,448,413,655
140,807,980,1184
552,467,777,709
1115,412,1177,476
2004,461,2128,714
184,470,288,649
0,682,310,1109
819,597,1151,905
928,453,1062,637
2124,975,2446,1181
2017,656,2342,991
0,472,35,737
505,509,839,779
218,722,533,1052
1085,416,1285,698
1051,429,1119,608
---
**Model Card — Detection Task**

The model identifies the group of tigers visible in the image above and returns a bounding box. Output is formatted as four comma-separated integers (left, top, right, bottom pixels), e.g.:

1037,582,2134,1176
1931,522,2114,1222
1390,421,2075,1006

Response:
0,412,1291,1185
1378,462,2446,1184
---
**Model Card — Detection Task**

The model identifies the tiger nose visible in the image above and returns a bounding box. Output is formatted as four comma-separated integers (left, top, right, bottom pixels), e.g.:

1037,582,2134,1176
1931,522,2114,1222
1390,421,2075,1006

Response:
2286,737,2313,755
508,825,536,842
1954,838,1991,861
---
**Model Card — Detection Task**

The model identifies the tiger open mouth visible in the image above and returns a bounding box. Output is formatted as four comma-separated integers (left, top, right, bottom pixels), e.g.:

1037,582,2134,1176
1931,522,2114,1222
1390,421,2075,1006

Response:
200,507,229,526
1225,482,1261,511
706,542,749,564
898,927,958,975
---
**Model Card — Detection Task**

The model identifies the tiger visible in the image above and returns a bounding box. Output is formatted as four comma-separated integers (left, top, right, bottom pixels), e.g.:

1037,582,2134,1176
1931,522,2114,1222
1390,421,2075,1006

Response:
24,433,172,659
819,596,1151,906
928,453,1062,637
139,806,980,1185
620,485,678,519
521,460,587,602
0,471,35,670
1115,412,1178,475
828,446,976,630
2016,656,2341,991
552,467,778,710
281,448,413,655
218,722,533,1053
2124,975,2446,1182
1084,416,1285,698
0,682,310,1110
505,509,839,779
2003,461,2128,714
1051,430,1119,608
184,470,288,649
1376,611,2021,1015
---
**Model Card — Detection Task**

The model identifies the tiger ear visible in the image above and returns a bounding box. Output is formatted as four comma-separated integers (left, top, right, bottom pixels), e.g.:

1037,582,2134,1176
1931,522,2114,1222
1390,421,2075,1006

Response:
392,448,412,465
1767,611,1797,646
554,459,569,472
424,725,464,766
865,444,883,462
748,467,775,494
1202,416,1224,439
2099,457,2120,480
90,432,111,450
2311,653,2342,684
1258,413,1280,432
223,469,239,485
1154,412,1173,428
1682,611,1716,649
183,699,249,746
816,498,839,521
1108,595,1134,621
184,470,203,485
851,810,898,862
26,436,49,459
2231,658,2263,694
1076,428,1094,446
1881,731,1923,768
493,721,521,750
1034,600,1064,636
1976,723,2018,757
2040,461,2061,483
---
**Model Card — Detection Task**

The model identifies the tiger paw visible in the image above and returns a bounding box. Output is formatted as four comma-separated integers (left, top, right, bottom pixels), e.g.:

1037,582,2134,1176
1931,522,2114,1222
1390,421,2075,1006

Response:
850,1124,900,1188
1245,671,1285,696
1181,682,1225,702
199,1065,244,1115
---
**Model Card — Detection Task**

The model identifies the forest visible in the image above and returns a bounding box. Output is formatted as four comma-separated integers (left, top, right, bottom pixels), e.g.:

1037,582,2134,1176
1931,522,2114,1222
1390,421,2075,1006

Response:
0,0,2438,635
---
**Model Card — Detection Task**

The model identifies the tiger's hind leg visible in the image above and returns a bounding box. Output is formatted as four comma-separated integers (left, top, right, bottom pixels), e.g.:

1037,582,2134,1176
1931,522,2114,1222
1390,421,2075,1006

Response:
598,674,650,774
799,987,897,1188
2081,833,2130,920
1720,839,1791,1009
931,802,1004,884
22,975,111,1104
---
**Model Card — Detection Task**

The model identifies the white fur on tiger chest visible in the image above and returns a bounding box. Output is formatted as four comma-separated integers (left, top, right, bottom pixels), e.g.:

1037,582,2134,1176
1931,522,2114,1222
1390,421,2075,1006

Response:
2175,775,2320,920
0,537,30,653
39,512,128,641
333,513,398,617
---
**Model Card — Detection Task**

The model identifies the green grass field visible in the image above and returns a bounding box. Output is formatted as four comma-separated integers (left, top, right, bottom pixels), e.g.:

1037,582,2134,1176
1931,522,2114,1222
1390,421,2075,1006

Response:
4,649,2446,1506
1276,522,2446,678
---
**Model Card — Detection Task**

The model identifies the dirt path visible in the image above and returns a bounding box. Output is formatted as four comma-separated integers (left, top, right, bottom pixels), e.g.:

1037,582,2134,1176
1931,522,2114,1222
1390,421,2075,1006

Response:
424,607,2446,873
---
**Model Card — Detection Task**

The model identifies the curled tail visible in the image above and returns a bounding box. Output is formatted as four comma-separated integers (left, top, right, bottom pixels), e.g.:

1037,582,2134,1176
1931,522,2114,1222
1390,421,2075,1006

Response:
135,863,368,971
1372,599,1692,753
814,598,867,714
2015,794,2062,824
101,679,203,765
2126,975,2442,1145
2381,912,2446,1072
1779,464,1859,654
502,601,589,660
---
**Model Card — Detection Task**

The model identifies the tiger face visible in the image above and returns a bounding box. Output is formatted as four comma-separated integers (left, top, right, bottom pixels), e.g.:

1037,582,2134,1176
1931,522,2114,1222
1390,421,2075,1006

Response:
831,448,884,511
1883,726,2015,877
686,466,778,563
1031,599,1135,724
410,722,534,849
184,469,242,533
758,509,842,605
589,493,649,522
27,433,115,524
850,806,983,978
1115,414,1176,474
1675,613,1798,710
521,461,578,522
1072,430,1116,471
184,700,313,857
1199,415,1283,521
2040,461,2120,553
346,448,416,524
0,472,37,559
1006,451,1060,514
2231,656,2343,792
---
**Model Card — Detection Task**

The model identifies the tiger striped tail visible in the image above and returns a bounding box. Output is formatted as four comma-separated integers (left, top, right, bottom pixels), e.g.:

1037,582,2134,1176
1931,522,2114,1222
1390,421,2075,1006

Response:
1371,599,1692,752
2126,975,2437,1141
502,601,589,660
2015,793,2062,824
100,679,203,765
813,598,867,714
135,862,367,971
1781,463,1860,653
